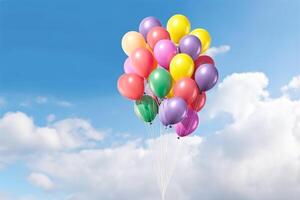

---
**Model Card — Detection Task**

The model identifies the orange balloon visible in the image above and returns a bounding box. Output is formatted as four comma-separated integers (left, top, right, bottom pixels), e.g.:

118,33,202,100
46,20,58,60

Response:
131,48,155,78
117,73,144,100
122,31,147,56
146,45,158,71
190,92,206,112
147,27,170,49
174,78,198,104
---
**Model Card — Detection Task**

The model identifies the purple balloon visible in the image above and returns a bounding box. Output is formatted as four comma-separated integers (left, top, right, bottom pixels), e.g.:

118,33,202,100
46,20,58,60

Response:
195,64,219,92
159,97,187,126
124,57,136,74
154,40,177,69
175,108,199,137
179,35,202,60
139,17,162,39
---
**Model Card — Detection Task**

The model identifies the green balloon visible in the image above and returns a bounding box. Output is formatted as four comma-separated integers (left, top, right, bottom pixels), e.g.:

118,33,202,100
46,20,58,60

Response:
149,68,172,98
134,95,158,123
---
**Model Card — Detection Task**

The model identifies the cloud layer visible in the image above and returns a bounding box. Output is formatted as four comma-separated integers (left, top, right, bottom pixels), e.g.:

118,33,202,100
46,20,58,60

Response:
1,72,300,200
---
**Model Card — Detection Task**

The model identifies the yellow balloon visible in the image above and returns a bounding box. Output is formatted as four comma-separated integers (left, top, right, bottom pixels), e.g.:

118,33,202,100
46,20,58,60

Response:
166,79,175,98
190,28,211,53
170,54,194,81
167,14,191,44
121,31,147,56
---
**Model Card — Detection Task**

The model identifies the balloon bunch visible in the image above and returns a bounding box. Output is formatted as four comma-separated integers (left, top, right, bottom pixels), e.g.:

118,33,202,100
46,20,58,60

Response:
118,14,219,137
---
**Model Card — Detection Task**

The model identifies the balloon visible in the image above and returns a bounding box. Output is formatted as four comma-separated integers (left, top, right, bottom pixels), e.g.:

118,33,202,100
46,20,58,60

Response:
131,48,156,78
124,57,136,74
159,97,187,126
169,53,194,81
195,55,215,66
139,17,162,39
190,92,206,112
179,35,202,60
190,28,211,53
134,95,158,123
144,81,158,102
145,44,158,68
147,27,170,49
174,78,198,104
167,14,191,44
175,108,199,137
166,79,175,98
149,68,172,98
153,39,177,69
122,31,147,56
195,64,219,92
193,55,215,78
117,73,144,100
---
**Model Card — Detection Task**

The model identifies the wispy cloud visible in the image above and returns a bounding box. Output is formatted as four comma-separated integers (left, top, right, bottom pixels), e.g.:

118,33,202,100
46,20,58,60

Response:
19,96,74,108
56,100,73,108
35,96,48,104
205,45,231,58
28,172,54,191
0,97,6,107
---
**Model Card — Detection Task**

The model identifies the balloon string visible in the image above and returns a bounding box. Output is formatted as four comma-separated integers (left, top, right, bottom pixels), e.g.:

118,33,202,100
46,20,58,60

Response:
145,121,160,195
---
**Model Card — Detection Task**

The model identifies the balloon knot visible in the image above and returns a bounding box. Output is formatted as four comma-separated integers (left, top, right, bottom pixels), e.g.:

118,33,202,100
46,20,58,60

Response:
177,137,180,140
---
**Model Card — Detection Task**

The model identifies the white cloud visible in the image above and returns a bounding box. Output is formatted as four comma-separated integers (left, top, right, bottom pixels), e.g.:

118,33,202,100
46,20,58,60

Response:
28,172,54,191
206,72,269,120
52,118,104,148
0,112,61,154
0,112,104,166
205,45,231,58
281,75,300,96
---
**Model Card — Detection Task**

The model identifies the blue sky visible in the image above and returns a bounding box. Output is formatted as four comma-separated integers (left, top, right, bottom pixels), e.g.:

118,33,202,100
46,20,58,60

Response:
0,0,299,131
0,0,300,199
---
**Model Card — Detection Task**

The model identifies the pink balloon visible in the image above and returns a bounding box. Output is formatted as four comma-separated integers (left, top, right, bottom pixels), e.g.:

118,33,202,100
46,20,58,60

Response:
123,57,136,74
175,108,199,137
154,39,177,69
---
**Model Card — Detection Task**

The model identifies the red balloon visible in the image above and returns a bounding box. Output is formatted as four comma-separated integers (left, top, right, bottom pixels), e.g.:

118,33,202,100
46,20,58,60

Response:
189,92,206,112
174,78,198,104
147,27,170,49
193,55,215,79
117,73,144,100
131,48,155,78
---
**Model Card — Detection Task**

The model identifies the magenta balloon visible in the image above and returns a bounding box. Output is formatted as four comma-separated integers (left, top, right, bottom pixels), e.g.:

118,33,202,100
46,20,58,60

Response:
154,39,177,69
124,57,136,74
159,97,187,126
175,108,199,137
